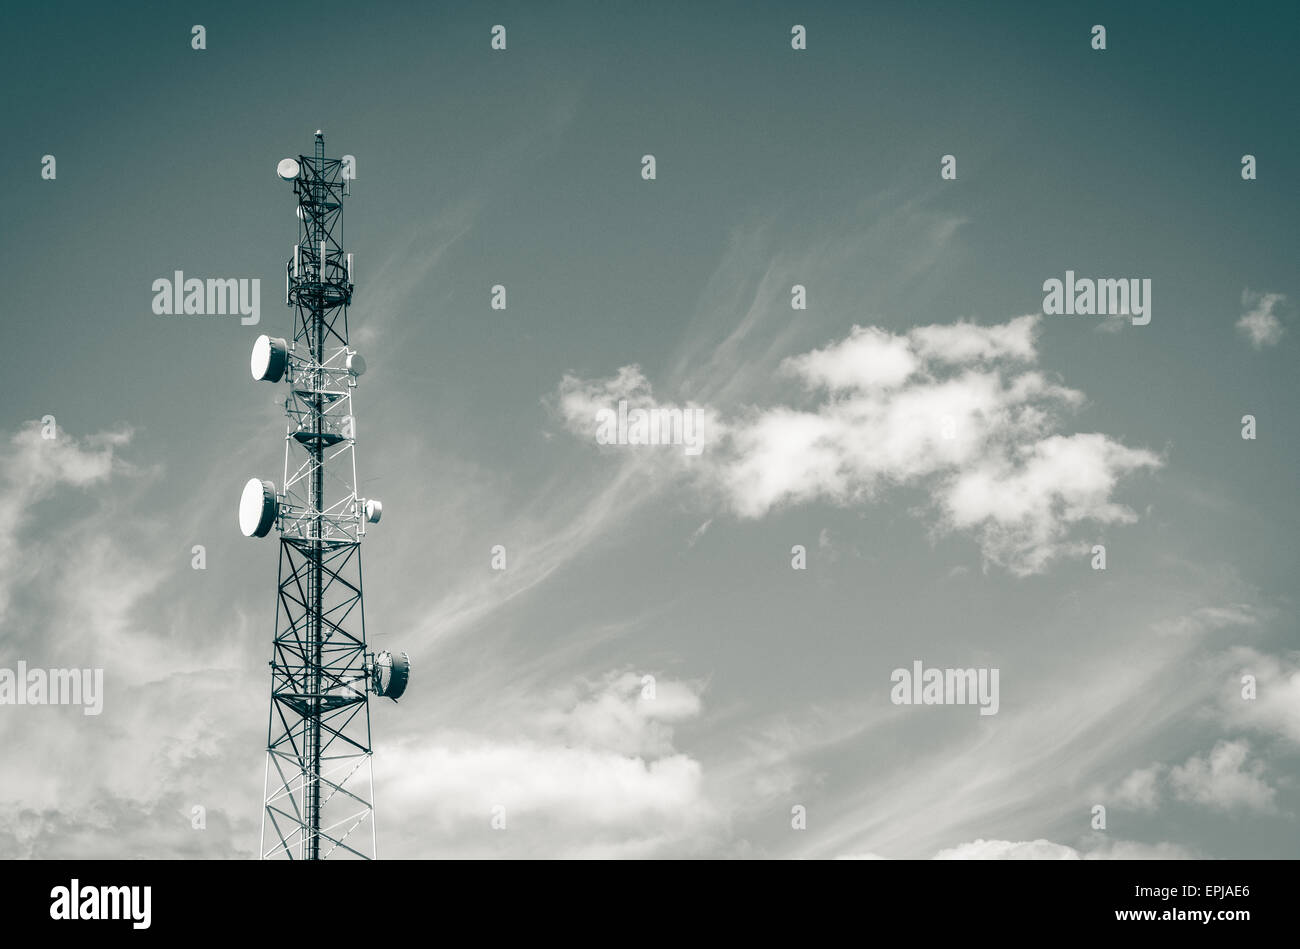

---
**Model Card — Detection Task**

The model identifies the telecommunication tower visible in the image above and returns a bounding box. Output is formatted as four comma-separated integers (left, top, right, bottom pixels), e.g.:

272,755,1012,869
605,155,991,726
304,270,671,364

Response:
239,131,409,860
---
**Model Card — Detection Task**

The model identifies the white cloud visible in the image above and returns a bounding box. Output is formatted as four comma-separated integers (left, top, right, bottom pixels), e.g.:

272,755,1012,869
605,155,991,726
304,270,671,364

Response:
943,434,1160,575
558,315,1161,575
0,422,130,619
1221,649,1300,744
1235,290,1286,348
1168,739,1276,813
1153,604,1259,637
1087,840,1198,860
784,325,919,391
1109,733,1278,817
541,670,703,757
1112,764,1163,811
557,365,652,426
909,314,1040,364
934,838,1080,860
380,672,716,856
925,838,1196,860
389,741,704,826
555,365,724,457
786,599,1249,861
0,421,265,858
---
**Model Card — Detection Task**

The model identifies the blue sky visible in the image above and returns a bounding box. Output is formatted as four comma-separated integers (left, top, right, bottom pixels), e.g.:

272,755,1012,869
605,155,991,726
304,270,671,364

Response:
0,1,1296,858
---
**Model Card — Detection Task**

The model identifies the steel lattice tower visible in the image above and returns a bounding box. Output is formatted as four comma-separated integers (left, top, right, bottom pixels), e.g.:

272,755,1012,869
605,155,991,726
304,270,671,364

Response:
240,131,408,860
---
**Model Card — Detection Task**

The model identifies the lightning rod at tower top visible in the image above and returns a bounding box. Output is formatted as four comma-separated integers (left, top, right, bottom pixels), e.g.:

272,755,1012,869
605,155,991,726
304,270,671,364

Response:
239,130,410,860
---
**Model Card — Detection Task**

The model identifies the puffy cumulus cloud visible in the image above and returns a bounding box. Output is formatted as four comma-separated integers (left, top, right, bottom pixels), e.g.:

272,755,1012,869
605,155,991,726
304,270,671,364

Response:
1168,740,1276,813
1107,739,1277,816
557,315,1161,575
0,420,223,686
0,420,127,499
1088,840,1199,860
784,325,920,391
556,364,652,424
717,370,1079,516
380,672,715,857
1111,764,1164,811
928,838,1196,860
0,793,253,860
943,434,1161,575
934,838,1080,860
0,421,265,859
539,670,703,757
0,421,131,618
1235,290,1286,349
390,742,702,825
785,316,1040,394
1220,649,1300,745
908,314,1041,364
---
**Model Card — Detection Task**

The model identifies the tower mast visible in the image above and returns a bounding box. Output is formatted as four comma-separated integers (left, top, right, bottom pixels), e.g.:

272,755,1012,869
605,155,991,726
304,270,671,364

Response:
240,131,409,860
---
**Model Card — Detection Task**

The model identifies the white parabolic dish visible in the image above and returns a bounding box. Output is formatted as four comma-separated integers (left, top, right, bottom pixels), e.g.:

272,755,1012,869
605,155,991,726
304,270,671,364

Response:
251,335,288,382
240,478,278,537
276,158,300,181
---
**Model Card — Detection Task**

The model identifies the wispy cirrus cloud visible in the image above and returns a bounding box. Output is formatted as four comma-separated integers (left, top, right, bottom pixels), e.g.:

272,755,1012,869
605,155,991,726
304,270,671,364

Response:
777,599,1260,860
